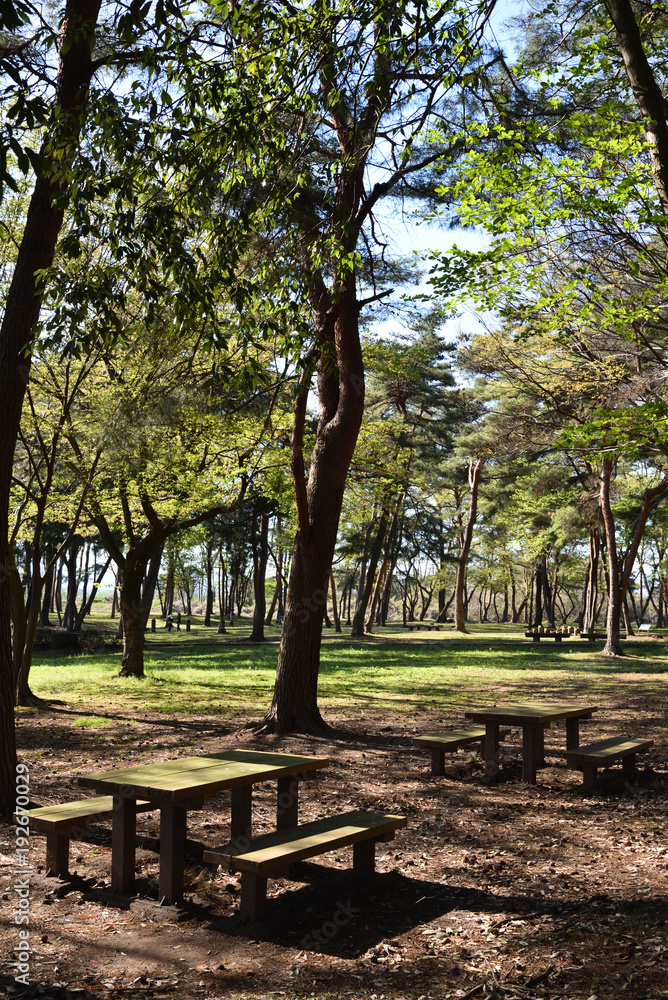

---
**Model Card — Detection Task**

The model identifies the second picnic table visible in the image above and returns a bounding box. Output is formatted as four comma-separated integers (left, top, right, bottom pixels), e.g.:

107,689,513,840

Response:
78,749,329,904
464,702,598,784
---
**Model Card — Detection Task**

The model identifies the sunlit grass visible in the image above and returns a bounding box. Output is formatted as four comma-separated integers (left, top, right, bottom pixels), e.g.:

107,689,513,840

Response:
23,615,668,721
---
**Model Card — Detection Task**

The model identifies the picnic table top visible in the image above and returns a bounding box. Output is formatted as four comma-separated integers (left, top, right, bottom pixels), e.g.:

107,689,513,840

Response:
78,749,330,802
464,702,599,726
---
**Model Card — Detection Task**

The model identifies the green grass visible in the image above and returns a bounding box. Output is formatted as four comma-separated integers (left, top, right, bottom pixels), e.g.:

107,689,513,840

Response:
21,616,668,722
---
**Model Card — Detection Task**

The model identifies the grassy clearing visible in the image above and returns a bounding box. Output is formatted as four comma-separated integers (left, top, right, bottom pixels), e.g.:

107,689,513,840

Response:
21,616,668,725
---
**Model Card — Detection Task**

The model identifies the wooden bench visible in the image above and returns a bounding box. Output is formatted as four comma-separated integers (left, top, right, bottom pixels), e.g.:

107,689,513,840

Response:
564,737,654,792
407,623,442,632
413,727,512,775
24,796,153,876
525,630,589,643
203,809,407,920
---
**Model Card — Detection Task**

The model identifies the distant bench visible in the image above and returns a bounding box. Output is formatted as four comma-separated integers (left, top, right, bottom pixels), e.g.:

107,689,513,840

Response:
204,809,406,920
406,623,442,632
564,737,654,792
413,727,512,775
525,631,601,643
24,796,153,876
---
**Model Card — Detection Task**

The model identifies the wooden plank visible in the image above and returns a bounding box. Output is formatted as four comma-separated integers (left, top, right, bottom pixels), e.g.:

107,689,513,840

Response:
565,737,653,764
27,797,152,831
204,810,406,874
82,753,329,802
466,703,598,725
413,727,512,750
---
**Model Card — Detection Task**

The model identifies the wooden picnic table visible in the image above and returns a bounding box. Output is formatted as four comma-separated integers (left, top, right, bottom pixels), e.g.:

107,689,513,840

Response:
464,702,598,784
79,749,329,904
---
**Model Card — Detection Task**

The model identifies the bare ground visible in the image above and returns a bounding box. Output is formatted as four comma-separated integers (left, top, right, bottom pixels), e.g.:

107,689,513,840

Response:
1,698,667,1000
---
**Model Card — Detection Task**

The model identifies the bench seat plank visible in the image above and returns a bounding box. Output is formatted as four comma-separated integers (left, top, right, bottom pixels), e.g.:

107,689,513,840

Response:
413,727,511,751
27,796,152,832
204,810,406,920
564,737,654,765
414,727,512,776
205,809,406,874
24,796,154,877
564,737,653,792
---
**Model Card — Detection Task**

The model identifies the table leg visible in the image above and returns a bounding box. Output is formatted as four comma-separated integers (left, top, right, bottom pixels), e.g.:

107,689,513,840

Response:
231,785,252,841
277,775,299,829
111,794,137,895
566,717,580,750
159,802,187,905
522,724,542,784
483,722,500,779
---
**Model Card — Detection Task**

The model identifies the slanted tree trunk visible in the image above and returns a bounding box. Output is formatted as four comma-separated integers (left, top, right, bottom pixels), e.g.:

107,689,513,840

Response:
453,458,485,633
261,277,364,733
0,0,103,816
604,0,668,217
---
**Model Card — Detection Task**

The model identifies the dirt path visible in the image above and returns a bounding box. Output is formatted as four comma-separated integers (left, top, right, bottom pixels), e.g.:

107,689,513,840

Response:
1,704,666,1000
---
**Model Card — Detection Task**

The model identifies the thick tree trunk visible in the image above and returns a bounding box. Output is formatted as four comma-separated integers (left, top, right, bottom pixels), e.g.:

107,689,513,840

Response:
261,283,364,733
604,0,668,216
453,459,485,632
0,0,102,818
119,557,149,678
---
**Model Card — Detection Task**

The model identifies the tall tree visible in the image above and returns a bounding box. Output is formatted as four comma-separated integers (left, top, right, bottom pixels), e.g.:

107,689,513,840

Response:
236,0,497,731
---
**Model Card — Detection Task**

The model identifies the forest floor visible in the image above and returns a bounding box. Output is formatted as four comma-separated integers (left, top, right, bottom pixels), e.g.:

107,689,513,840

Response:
1,624,667,1000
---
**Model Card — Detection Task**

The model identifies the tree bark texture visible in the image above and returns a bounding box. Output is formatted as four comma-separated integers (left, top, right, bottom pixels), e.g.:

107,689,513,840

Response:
604,0,668,216
262,283,364,732
0,0,102,815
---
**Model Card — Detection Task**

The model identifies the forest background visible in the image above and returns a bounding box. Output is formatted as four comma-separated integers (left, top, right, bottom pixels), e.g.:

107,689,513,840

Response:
1,0,668,816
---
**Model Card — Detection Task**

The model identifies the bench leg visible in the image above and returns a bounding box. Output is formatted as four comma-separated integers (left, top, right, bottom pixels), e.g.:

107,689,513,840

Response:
231,785,253,840
159,802,187,905
353,838,377,876
274,776,300,877
522,723,542,784
622,754,637,781
112,796,137,895
277,776,299,828
532,635,540,642
240,872,267,920
566,717,580,750
431,749,445,776
483,722,500,780
582,763,598,792
46,832,69,877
